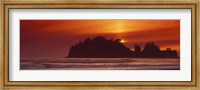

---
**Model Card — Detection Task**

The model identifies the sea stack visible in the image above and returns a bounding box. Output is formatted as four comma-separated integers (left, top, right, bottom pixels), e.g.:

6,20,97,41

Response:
67,36,179,58
68,36,134,58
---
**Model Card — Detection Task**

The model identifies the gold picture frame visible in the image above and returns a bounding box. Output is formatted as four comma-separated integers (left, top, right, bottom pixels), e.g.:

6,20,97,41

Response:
0,0,199,90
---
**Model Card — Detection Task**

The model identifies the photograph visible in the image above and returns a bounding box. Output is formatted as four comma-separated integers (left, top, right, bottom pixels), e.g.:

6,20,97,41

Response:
20,20,180,70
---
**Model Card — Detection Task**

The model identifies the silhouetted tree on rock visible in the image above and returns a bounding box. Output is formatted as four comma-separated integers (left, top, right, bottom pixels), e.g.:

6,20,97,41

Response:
134,44,142,57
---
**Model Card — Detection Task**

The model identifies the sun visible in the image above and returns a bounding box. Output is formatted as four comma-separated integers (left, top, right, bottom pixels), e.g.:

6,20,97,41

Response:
120,39,125,43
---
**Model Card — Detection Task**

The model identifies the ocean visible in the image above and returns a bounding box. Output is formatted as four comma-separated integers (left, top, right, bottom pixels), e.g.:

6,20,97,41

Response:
20,58,180,70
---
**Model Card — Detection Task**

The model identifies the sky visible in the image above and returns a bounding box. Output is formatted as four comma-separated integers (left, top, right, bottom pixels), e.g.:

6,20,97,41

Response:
20,20,180,57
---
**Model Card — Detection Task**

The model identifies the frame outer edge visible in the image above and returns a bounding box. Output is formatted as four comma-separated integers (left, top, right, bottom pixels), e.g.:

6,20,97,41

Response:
0,1,3,90
1,1,200,90
196,1,200,89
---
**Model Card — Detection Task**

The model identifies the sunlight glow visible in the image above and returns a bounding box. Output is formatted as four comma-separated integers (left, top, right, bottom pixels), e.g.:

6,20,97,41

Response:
120,39,125,43
114,23,124,33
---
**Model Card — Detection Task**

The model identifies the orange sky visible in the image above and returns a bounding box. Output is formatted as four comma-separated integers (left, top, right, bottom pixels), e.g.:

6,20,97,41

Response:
20,20,180,57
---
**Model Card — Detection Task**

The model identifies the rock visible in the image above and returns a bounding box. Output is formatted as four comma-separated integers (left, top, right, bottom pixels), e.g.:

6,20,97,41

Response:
67,36,179,58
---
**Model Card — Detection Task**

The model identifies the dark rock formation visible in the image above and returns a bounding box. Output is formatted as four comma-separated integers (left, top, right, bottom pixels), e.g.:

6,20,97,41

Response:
161,48,179,58
67,36,179,58
141,42,162,58
68,36,134,58
135,42,179,58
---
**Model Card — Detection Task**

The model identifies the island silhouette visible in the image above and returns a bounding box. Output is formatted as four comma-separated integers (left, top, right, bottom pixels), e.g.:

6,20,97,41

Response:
67,36,179,58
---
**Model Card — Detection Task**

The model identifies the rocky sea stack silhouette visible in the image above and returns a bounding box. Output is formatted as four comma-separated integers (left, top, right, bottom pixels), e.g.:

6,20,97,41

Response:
67,36,179,58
